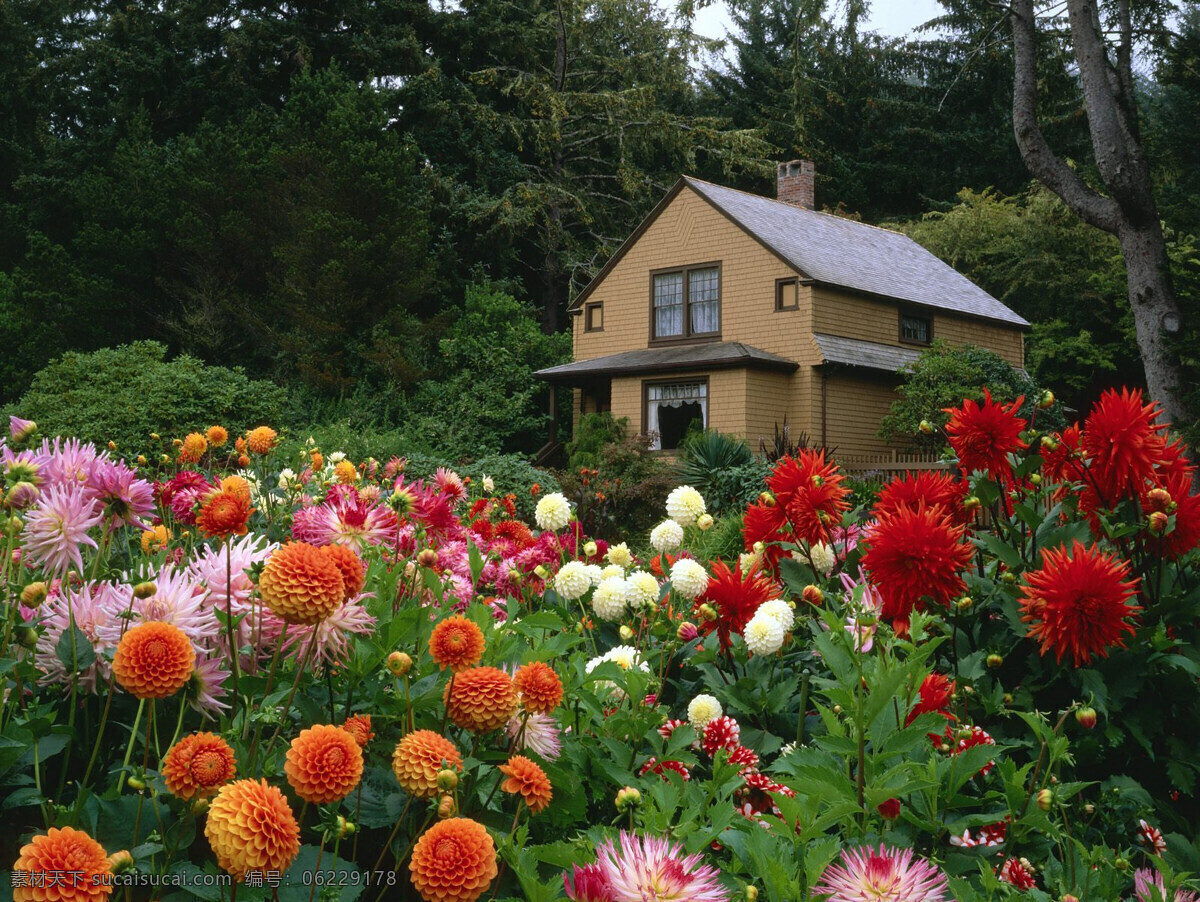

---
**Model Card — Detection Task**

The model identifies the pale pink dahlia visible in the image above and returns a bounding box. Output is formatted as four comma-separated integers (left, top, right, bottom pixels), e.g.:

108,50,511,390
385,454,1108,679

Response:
1134,868,1200,902
96,564,218,648
282,600,376,667
188,653,231,719
507,711,562,760
34,581,127,691
187,533,276,617
814,845,949,902
22,483,104,575
594,832,728,902
35,437,106,489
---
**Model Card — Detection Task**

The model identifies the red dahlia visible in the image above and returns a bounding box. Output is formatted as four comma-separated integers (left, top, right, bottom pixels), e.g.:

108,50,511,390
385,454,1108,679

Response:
1019,540,1140,666
943,388,1027,479
1081,387,1166,505
769,450,850,545
874,471,968,524
906,673,956,737
861,503,974,632
696,559,777,650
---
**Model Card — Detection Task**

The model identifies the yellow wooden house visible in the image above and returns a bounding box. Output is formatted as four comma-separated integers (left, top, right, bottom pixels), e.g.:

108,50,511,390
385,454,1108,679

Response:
535,161,1029,461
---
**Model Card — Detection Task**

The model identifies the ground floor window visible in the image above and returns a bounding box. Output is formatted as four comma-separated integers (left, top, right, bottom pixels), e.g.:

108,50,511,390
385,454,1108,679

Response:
645,380,707,451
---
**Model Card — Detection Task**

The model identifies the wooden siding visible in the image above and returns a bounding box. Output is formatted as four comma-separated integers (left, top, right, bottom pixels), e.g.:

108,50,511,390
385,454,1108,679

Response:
815,371,907,457
811,286,1025,368
572,187,821,368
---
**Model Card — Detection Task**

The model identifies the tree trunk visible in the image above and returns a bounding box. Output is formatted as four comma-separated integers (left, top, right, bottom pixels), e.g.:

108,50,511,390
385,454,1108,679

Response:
1119,222,1187,425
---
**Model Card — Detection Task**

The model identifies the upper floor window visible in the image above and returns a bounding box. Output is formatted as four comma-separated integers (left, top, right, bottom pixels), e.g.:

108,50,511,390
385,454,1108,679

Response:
652,264,720,341
584,302,604,332
776,278,799,311
900,311,932,345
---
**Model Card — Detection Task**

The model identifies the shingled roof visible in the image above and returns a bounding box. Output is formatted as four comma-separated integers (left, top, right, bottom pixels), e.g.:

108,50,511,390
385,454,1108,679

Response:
534,341,797,383
570,177,1029,329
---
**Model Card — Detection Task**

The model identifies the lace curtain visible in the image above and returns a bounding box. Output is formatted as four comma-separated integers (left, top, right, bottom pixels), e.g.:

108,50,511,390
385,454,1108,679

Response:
689,267,719,334
653,273,683,337
646,382,707,451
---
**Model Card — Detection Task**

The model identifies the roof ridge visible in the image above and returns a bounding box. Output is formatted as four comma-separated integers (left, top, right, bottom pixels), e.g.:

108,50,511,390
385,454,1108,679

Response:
681,175,914,240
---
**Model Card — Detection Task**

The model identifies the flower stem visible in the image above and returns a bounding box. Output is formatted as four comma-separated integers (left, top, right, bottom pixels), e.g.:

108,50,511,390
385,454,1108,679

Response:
117,698,147,793
262,628,320,762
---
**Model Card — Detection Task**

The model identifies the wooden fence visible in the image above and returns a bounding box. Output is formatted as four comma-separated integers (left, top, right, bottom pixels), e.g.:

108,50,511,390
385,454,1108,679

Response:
836,450,953,477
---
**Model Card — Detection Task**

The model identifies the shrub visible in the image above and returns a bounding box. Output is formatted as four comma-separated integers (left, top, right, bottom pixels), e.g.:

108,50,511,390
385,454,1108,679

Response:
566,412,628,471
9,341,287,453
677,431,769,515
558,432,677,541
879,340,1065,450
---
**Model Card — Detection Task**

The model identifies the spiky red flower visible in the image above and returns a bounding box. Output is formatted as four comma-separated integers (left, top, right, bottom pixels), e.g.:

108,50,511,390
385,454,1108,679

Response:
701,716,740,756
997,858,1036,890
874,471,969,524
1144,471,1200,559
1081,387,1167,505
1041,424,1083,485
696,559,777,650
1019,540,1140,666
861,504,973,631
772,450,850,541
943,388,1027,479
906,673,956,737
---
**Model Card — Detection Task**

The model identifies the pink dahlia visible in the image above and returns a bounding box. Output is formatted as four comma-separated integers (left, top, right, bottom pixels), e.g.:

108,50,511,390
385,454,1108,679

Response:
158,471,215,525
22,483,104,575
96,564,218,648
564,863,613,902
815,845,949,902
297,489,398,552
35,437,106,489
1134,868,1200,902
281,600,376,668
592,832,727,902
87,459,155,530
34,581,126,691
187,653,231,719
507,711,562,760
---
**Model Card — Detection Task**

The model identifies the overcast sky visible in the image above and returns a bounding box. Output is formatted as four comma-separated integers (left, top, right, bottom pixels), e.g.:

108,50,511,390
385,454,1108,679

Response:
692,0,947,43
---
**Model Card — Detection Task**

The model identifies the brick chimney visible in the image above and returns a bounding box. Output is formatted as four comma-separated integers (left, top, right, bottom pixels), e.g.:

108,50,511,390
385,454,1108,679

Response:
777,159,814,209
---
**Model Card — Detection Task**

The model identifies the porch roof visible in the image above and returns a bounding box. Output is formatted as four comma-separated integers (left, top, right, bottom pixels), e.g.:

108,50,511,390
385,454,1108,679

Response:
534,341,798,384
813,333,922,374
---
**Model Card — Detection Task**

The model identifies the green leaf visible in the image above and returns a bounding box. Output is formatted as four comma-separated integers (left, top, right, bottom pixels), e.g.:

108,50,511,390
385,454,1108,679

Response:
55,624,96,672
276,844,365,902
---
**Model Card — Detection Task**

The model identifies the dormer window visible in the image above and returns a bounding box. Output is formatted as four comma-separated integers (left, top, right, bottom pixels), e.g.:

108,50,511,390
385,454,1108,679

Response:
652,264,721,341
584,302,604,332
900,311,932,345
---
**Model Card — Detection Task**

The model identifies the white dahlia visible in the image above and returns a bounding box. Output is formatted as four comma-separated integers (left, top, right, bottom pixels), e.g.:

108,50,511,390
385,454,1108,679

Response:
535,492,572,531
625,571,661,612
592,577,629,622
686,694,723,731
744,613,786,656
669,559,709,601
756,598,795,632
649,520,683,553
606,542,632,568
554,560,592,601
665,485,707,527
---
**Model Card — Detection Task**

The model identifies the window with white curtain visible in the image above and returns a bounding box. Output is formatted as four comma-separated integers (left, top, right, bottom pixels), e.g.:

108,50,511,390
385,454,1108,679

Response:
645,381,707,451
652,264,720,340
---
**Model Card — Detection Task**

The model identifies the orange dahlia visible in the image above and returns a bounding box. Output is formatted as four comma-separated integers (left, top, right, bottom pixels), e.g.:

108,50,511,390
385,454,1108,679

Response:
943,388,1027,479
513,661,563,714
310,450,325,470
1019,540,1141,666
205,779,300,880
341,713,375,748
393,730,463,798
206,425,229,447
284,724,364,804
112,621,195,699
220,474,252,503
162,732,237,800
409,818,498,902
322,543,366,601
180,432,208,463
444,667,518,734
429,615,486,672
498,755,553,814
258,542,345,625
333,459,359,484
197,489,253,540
246,426,278,455
140,524,171,555
12,826,112,902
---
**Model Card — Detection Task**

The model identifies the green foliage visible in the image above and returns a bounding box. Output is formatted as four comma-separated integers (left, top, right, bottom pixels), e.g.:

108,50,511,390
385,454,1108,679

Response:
879,339,1064,450
677,431,769,516
567,413,629,471
558,432,677,541
9,341,286,452
402,282,570,457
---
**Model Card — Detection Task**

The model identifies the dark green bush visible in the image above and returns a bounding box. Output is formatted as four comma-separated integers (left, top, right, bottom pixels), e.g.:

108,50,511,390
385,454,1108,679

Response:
9,341,287,453
559,432,677,541
677,431,769,515
567,412,628,470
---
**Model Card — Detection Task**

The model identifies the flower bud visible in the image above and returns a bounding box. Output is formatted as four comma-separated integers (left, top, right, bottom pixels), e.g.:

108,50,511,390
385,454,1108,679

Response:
149,433,160,441
1040,435,1058,452
956,596,973,611
335,816,356,838
20,581,47,608
136,455,147,465
437,769,458,791
108,850,134,873
745,887,759,902
437,794,457,819
417,549,438,568
5,516,23,537
1063,896,1080,902
802,585,824,606
986,653,1004,669
752,541,764,554
534,564,550,580
1003,693,1014,705
758,492,775,508
1115,857,1129,872
1029,473,1042,486
133,582,158,599
1036,788,1053,811
386,651,412,676
619,625,635,641
615,786,641,813
19,627,38,649
1001,571,1017,584
192,798,210,816
1084,803,1095,815
584,541,598,558
127,776,146,792
1038,390,1055,409
698,603,718,623
877,798,901,821
832,705,842,715
677,622,699,642
1146,487,1172,512
697,513,714,531
1148,511,1169,534
107,441,117,451
919,419,934,435
963,496,981,513
1075,706,1097,729
160,454,171,464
